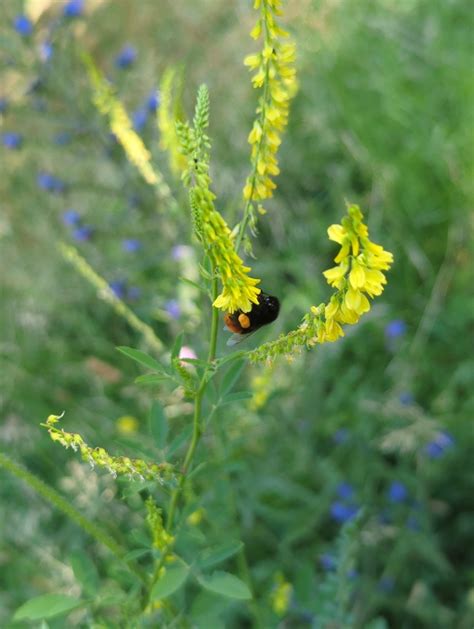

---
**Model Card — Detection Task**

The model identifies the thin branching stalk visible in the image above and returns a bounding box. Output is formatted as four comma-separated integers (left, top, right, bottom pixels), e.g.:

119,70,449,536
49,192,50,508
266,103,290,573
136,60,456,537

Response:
146,272,220,605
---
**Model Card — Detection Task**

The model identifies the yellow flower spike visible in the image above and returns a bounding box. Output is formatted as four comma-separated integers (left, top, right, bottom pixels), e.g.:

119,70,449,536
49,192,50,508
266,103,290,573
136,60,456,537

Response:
241,0,297,240
248,203,393,363
42,414,174,483
178,86,262,313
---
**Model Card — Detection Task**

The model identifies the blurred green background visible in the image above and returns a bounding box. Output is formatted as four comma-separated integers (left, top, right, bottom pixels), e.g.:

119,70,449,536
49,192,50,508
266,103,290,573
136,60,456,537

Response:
1,0,473,627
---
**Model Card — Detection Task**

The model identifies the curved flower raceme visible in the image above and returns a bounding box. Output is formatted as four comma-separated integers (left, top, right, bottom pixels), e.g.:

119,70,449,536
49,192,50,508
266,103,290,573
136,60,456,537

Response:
42,413,174,483
178,85,261,313
85,57,171,200
243,0,297,209
249,204,393,362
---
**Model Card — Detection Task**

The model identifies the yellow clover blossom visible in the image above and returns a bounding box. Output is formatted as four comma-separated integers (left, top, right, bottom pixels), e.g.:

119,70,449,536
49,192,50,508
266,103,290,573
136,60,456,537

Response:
158,67,188,176
177,85,261,313
249,203,393,362
145,497,175,552
42,413,173,483
243,0,297,209
116,415,139,435
85,56,170,197
270,573,292,616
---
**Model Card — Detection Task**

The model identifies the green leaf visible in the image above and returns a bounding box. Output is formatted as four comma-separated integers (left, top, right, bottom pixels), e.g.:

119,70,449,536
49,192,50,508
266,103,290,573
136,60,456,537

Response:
13,594,84,621
151,563,190,601
220,391,253,406
171,332,184,362
167,425,193,457
122,548,151,562
149,401,168,450
117,346,165,373
179,277,206,293
216,351,247,367
135,374,171,386
197,571,252,600
197,541,244,570
220,359,245,397
70,551,99,597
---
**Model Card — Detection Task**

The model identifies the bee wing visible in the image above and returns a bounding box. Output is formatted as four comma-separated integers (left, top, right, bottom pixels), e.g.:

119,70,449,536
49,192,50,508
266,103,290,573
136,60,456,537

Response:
226,333,245,347
226,331,258,347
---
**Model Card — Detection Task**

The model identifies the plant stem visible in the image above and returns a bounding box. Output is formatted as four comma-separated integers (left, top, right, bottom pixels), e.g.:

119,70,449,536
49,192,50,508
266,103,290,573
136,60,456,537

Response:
147,272,220,601
0,450,146,584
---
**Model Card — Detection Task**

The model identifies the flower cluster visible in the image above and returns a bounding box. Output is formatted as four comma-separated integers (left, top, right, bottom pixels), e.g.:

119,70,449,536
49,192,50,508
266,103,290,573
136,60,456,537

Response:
145,497,174,552
270,573,292,616
158,67,188,176
85,57,172,202
249,204,393,361
243,0,297,211
177,85,261,313
42,413,174,483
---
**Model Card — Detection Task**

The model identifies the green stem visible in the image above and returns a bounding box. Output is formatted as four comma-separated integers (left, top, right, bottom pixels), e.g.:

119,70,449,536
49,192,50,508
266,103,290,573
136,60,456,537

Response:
147,272,220,602
0,451,146,583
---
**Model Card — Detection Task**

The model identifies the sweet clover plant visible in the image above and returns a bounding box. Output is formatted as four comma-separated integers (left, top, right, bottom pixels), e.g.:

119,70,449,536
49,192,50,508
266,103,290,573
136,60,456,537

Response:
3,1,395,625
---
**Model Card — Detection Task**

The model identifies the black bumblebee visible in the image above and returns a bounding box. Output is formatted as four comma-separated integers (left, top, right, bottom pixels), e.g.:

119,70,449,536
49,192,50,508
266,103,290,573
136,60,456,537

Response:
224,292,280,345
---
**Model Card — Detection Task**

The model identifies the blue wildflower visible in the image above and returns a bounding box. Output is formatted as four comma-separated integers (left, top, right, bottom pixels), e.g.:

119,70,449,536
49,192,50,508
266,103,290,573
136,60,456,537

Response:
2,132,22,149
54,132,72,145
109,280,127,299
407,514,420,530
378,576,395,592
387,481,407,503
330,501,358,524
171,244,188,261
132,107,148,132
127,286,141,301
14,15,33,36
37,171,66,193
0,99,8,113
319,554,335,572
64,0,85,17
40,42,53,62
165,299,181,320
115,45,137,69
122,238,142,253
332,428,349,445
62,209,81,226
336,482,354,500
399,392,414,406
147,90,160,112
72,225,93,241
385,319,407,339
424,431,454,459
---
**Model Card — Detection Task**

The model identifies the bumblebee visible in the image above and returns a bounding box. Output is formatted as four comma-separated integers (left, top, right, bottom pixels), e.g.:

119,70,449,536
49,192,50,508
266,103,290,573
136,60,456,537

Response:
224,292,280,345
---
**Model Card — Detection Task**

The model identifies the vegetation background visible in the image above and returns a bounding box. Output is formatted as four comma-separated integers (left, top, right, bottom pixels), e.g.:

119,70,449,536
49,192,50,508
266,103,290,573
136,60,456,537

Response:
0,0,472,627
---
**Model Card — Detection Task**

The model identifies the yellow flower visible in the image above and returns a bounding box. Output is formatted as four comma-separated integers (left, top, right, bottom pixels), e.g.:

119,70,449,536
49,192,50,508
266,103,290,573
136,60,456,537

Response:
116,415,139,435
42,414,173,482
249,203,393,362
85,58,162,188
270,573,292,616
178,86,262,313
243,0,297,216
158,67,188,176
186,508,205,526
